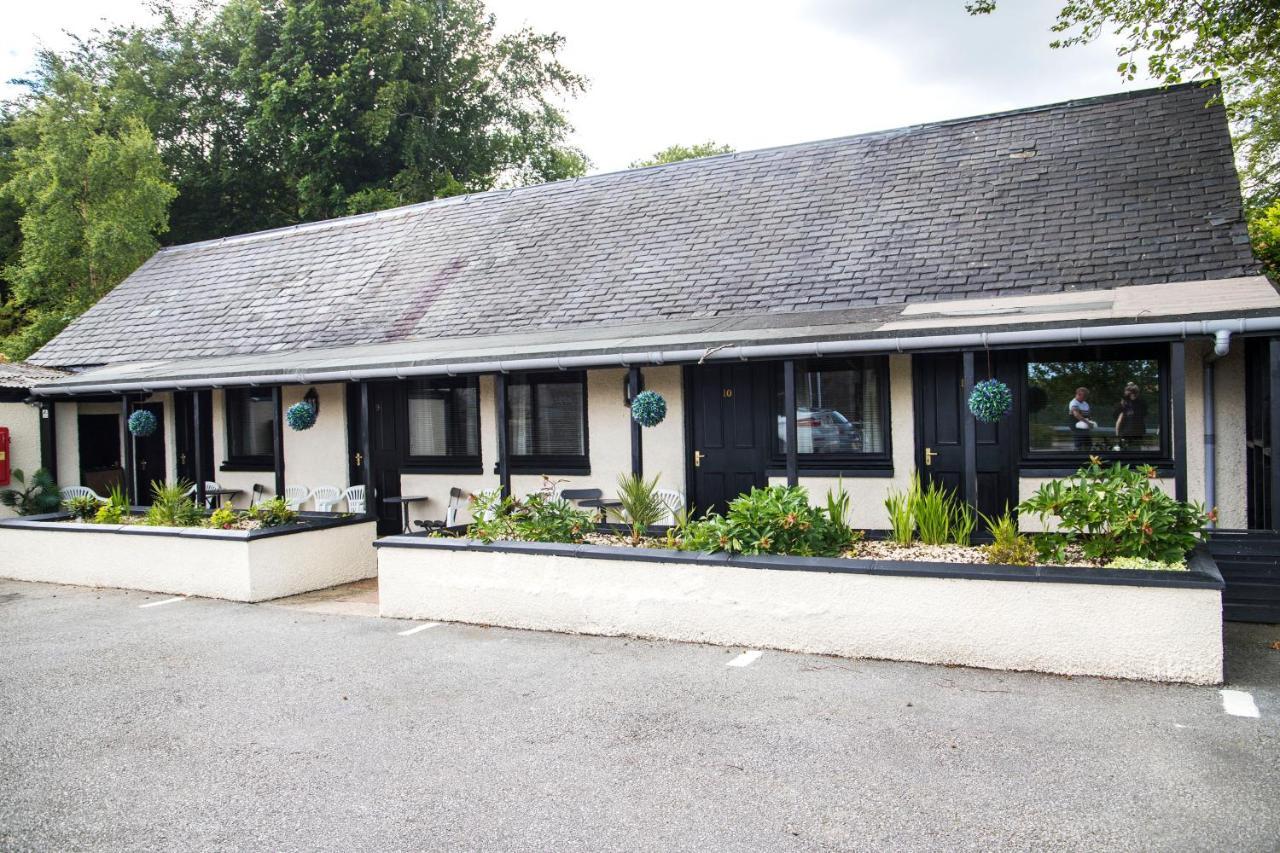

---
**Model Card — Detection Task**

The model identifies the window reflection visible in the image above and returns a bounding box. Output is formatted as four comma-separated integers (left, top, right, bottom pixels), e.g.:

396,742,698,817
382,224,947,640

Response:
776,359,885,456
1026,358,1161,453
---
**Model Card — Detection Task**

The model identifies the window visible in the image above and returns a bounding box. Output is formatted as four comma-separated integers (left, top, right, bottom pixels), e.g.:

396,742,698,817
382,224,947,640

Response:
224,387,276,468
774,358,890,468
1024,347,1166,458
405,377,480,467
507,371,588,472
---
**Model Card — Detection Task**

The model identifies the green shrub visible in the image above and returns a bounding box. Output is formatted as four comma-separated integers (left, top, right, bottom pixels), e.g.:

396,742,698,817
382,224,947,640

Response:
466,490,594,544
884,473,975,547
676,485,861,557
144,480,203,527
63,494,103,521
1104,556,1187,571
94,485,129,524
914,476,953,546
1018,460,1208,565
207,506,239,529
249,497,298,528
616,472,665,545
0,469,61,516
981,507,1036,566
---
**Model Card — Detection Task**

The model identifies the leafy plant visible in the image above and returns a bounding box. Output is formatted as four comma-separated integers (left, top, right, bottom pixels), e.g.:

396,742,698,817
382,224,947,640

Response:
981,507,1036,566
63,494,103,521
144,479,203,527
1105,556,1187,571
207,506,239,530
675,485,860,557
249,497,298,529
466,490,593,544
951,501,977,548
0,469,61,516
1018,460,1209,565
914,476,954,546
616,473,666,545
884,483,915,546
93,485,129,524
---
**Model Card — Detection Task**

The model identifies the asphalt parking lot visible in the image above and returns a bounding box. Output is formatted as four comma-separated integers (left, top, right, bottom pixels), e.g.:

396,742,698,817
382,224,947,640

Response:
2,578,1278,852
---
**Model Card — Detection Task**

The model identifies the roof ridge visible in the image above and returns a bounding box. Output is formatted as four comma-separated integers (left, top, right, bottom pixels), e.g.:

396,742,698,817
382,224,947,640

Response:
155,80,1218,257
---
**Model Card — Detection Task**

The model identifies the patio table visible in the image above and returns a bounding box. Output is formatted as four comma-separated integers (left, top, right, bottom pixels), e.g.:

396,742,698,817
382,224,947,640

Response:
382,495,430,534
201,488,241,509
577,497,623,521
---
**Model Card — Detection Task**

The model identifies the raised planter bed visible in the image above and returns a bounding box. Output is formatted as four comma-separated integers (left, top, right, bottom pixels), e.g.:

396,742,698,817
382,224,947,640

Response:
376,537,1225,684
0,512,377,602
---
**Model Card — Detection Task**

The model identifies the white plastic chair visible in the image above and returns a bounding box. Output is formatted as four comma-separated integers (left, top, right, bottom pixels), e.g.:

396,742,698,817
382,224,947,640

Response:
342,485,366,514
655,488,686,526
284,485,311,511
183,481,224,509
311,486,342,512
60,486,105,503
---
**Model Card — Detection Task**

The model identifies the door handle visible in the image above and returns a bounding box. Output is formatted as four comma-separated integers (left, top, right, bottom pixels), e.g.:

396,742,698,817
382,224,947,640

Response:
354,452,363,466
693,450,705,468
924,447,938,466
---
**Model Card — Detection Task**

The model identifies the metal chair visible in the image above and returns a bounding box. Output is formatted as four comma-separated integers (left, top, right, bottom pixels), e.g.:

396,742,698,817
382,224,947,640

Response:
311,485,342,512
250,484,266,506
655,488,686,526
60,485,105,503
445,487,466,527
284,485,310,511
342,485,366,514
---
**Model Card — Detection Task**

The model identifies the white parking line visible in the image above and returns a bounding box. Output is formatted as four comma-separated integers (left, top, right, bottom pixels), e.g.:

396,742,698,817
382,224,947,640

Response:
397,623,440,636
1220,689,1261,718
138,596,187,609
727,650,763,667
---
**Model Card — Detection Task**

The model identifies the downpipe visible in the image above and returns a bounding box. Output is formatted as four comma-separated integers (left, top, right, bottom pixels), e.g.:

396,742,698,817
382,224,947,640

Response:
1203,329,1232,528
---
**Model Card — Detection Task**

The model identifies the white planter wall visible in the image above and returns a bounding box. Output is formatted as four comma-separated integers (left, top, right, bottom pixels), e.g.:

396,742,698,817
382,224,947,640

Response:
378,543,1224,684
0,518,377,601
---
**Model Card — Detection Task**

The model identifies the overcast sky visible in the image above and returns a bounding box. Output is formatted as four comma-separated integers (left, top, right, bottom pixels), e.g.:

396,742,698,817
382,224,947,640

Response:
1,0,1150,173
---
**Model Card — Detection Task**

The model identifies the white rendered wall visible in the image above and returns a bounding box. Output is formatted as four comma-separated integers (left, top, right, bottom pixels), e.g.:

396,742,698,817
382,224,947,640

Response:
0,520,377,601
0,401,43,518
378,546,1224,684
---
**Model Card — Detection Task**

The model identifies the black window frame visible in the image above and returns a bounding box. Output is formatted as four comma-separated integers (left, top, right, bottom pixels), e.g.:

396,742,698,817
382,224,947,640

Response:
400,375,483,474
1018,343,1172,471
505,370,590,475
221,386,277,471
766,356,894,477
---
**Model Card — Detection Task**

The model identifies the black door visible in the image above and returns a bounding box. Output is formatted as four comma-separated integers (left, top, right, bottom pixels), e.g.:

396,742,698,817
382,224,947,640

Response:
131,402,167,503
1245,337,1273,530
914,353,1017,524
173,391,214,486
687,363,769,514
367,381,404,535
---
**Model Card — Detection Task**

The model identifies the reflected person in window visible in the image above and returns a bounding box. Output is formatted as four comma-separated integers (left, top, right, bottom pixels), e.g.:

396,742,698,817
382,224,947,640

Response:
1068,387,1095,450
1113,382,1148,450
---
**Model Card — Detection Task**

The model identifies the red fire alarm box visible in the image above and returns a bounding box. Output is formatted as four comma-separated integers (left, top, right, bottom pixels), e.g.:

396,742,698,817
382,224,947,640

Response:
0,427,9,486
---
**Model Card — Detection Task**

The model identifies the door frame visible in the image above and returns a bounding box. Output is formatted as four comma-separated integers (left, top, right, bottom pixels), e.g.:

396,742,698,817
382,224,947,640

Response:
912,351,1018,522
682,362,771,514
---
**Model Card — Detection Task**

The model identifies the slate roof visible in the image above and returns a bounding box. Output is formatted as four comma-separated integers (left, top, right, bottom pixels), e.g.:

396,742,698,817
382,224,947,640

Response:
31,82,1258,369
0,361,68,389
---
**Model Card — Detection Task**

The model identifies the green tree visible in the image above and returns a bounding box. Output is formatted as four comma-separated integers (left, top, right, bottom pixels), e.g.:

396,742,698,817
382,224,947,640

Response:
73,0,589,239
629,141,734,169
2,60,176,359
966,1,1280,273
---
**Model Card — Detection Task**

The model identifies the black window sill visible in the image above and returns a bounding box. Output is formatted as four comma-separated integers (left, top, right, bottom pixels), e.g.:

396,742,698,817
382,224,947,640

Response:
765,467,894,478
220,460,275,472
402,463,484,476
503,464,592,477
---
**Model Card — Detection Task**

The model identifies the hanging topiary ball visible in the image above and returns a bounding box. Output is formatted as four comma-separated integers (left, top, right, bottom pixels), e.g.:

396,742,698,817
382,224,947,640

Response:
286,401,317,431
629,390,667,428
968,379,1014,424
127,409,158,438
